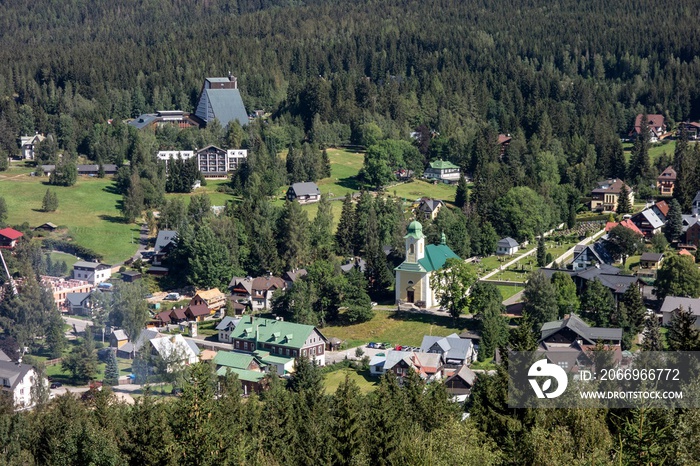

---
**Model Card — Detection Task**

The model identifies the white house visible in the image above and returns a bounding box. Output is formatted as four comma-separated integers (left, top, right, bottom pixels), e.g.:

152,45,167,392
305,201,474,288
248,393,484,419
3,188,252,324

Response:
496,237,519,255
149,334,200,370
216,316,241,343
72,261,112,285
19,133,46,160
0,360,46,410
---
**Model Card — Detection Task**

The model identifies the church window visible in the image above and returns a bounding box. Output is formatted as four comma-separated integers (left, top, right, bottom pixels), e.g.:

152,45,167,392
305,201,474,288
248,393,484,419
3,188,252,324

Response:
409,244,414,254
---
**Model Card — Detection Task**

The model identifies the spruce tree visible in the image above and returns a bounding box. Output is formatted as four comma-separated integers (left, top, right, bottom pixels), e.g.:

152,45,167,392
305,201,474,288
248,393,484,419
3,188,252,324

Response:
454,174,468,209
42,188,58,212
536,236,546,267
667,305,700,351
523,270,558,330
321,148,331,178
335,193,355,256
580,278,615,327
310,193,334,260
663,198,683,243
629,113,651,185
673,125,696,210
104,349,120,385
331,375,366,465
278,200,311,270
641,315,663,351
617,184,632,214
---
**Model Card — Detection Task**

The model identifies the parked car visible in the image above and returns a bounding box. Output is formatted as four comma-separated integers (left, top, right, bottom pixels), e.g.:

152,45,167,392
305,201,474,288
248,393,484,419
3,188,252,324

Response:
50,382,62,389
367,342,377,349
165,292,181,300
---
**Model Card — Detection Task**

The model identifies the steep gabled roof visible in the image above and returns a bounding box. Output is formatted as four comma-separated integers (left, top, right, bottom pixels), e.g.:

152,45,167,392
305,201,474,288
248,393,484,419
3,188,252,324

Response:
0,361,34,390
154,230,177,253
198,88,248,127
540,314,622,345
418,198,444,213
420,333,473,361
215,316,241,331
186,303,210,317
658,166,677,181
446,364,477,387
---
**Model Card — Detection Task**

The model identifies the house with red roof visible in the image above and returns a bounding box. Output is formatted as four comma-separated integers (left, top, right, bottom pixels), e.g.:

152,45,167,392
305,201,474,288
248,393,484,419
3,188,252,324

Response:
629,114,667,142
0,228,23,249
604,219,643,236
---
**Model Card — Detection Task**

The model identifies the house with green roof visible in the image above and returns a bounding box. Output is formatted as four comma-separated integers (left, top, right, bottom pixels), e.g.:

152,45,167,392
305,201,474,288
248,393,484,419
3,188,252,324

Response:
424,159,461,183
214,351,266,395
229,315,328,367
395,221,460,308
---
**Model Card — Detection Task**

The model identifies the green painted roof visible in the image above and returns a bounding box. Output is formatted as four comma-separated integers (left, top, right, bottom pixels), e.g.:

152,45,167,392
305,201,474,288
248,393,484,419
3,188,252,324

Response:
232,316,322,349
258,354,295,365
429,160,459,170
216,366,265,382
395,261,427,272
418,244,460,272
213,351,257,370
404,220,424,240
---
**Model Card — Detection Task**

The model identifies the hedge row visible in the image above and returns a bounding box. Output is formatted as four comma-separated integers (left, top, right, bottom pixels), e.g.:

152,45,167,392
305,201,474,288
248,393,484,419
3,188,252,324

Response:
42,238,103,262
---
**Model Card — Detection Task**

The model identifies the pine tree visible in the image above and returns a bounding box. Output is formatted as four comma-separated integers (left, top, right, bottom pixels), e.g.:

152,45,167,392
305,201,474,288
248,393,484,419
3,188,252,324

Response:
629,113,651,184
667,305,700,351
104,349,119,385
663,198,683,243
580,278,615,327
278,200,310,270
331,375,366,465
42,189,58,212
619,284,646,332
617,184,632,214
310,193,334,260
673,125,696,210
454,173,468,209
641,315,663,351
536,236,546,267
335,193,355,256
321,148,331,178
523,270,558,329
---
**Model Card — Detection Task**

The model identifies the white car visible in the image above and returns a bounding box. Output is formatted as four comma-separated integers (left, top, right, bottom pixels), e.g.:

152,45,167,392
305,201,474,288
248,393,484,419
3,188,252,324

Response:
165,293,181,300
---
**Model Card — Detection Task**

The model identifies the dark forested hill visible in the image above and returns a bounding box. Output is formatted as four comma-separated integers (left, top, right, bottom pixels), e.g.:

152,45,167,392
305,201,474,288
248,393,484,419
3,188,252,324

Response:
0,0,698,164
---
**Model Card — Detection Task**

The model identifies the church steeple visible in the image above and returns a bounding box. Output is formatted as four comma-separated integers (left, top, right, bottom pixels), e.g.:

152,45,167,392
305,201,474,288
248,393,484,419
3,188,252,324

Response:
404,220,425,263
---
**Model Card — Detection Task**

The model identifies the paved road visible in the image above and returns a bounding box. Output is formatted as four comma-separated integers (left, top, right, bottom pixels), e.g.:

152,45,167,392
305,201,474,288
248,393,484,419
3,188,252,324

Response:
62,316,92,335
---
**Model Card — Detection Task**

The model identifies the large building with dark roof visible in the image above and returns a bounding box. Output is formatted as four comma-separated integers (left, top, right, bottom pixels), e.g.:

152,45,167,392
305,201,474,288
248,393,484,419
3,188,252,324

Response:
195,75,249,128
395,221,460,308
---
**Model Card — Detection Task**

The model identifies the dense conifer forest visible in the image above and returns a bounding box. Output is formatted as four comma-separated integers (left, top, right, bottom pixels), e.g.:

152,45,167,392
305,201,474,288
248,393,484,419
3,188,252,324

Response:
2,1,700,464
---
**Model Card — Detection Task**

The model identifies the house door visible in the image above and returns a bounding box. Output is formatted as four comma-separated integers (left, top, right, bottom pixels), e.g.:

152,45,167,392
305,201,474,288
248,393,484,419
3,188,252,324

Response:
406,287,415,303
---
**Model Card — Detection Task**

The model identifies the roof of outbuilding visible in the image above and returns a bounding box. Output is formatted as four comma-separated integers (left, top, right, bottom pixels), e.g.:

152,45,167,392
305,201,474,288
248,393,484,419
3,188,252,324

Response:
660,296,700,316
497,237,519,248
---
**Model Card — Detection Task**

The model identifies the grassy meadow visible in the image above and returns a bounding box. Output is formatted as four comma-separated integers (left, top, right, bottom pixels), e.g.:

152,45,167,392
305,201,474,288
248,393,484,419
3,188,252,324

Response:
321,309,476,349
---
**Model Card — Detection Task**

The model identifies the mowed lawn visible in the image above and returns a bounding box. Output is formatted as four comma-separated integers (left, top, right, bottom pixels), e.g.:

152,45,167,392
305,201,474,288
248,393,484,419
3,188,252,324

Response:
386,180,457,204
0,173,137,264
323,368,378,394
321,310,476,348
622,140,679,163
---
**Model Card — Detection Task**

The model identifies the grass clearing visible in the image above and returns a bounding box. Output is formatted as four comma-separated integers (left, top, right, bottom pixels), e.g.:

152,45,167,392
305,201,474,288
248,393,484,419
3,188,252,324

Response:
323,367,378,394
321,310,476,348
386,180,457,203
47,251,80,270
623,140,677,163
0,173,137,264
496,285,525,301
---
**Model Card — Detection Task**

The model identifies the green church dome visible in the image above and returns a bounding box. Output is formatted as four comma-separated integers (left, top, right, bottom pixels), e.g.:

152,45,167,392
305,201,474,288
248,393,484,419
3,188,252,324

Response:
405,220,424,239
